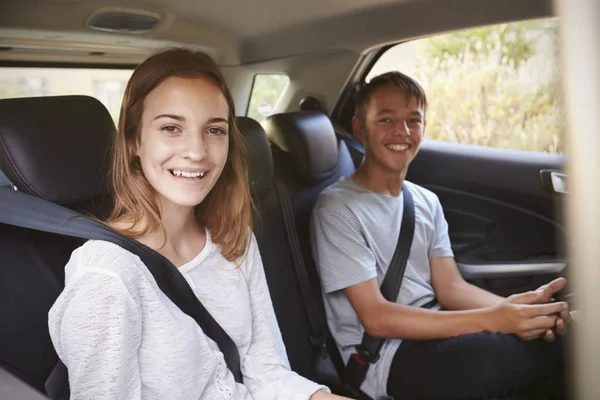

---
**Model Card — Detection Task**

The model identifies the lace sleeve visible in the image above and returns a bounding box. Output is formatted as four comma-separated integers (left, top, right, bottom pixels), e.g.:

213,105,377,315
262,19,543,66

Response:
49,269,142,400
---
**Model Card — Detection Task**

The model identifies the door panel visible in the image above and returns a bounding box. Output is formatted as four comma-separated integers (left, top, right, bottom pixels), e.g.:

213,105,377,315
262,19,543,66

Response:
406,140,566,296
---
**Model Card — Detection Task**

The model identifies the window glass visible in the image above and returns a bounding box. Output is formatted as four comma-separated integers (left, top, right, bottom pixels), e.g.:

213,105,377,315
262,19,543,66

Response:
367,18,564,153
0,67,133,122
247,74,290,122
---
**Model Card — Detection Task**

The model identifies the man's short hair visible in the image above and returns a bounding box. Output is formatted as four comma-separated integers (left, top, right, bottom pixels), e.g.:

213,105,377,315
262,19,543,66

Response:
355,71,427,123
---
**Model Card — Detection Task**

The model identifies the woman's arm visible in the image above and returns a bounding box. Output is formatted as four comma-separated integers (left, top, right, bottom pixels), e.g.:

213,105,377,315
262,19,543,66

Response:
49,270,142,400
311,390,352,400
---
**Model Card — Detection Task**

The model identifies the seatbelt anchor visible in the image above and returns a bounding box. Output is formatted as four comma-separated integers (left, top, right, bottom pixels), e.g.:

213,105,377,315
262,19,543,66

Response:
355,345,380,364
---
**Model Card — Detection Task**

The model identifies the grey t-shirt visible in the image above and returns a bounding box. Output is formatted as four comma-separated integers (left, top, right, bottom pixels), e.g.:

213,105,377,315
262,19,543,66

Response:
310,176,454,399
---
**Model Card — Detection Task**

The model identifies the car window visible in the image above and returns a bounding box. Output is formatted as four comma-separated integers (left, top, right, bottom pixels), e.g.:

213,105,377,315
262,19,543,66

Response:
367,18,564,154
0,67,133,122
246,74,289,122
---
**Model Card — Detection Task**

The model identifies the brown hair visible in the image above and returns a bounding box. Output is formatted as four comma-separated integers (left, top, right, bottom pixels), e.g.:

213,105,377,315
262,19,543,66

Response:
107,47,252,261
355,71,428,122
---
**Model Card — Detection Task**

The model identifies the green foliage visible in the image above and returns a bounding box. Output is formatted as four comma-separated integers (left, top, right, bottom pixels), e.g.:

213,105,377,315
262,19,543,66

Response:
423,22,537,66
410,19,565,153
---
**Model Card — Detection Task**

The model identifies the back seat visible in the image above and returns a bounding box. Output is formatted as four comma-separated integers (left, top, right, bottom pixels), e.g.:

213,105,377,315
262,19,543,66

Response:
242,113,359,395
0,96,350,397
236,117,325,382
0,95,115,394
262,111,356,301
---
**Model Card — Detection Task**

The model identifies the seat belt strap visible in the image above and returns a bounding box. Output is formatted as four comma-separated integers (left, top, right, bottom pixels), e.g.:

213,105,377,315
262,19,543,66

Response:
273,179,327,346
343,186,415,398
0,188,244,389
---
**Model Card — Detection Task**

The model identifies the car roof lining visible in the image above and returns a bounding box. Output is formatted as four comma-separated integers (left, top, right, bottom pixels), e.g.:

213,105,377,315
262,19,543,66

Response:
0,0,554,66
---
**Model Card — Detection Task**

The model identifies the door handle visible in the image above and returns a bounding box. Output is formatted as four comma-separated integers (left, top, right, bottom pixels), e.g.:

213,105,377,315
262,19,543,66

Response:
540,169,568,194
550,171,568,194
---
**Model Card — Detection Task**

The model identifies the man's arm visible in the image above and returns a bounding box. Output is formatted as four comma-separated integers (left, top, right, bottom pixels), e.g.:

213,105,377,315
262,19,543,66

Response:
430,256,571,341
429,255,570,312
424,194,568,340
344,278,567,341
425,193,501,310
431,256,503,310
345,278,487,339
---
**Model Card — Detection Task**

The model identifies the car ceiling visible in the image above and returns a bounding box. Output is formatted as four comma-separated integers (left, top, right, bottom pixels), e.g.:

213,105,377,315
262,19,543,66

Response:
0,0,553,66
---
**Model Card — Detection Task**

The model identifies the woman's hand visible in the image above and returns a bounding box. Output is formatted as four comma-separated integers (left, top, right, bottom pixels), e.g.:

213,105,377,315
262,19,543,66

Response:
310,389,353,400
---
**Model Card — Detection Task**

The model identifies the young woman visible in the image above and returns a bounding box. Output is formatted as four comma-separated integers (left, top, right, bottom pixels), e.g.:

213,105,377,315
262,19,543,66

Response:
48,48,348,400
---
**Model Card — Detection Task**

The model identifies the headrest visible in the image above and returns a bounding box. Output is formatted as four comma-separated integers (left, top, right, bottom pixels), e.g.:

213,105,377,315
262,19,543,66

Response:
299,96,326,112
263,111,338,183
0,95,115,204
236,116,274,197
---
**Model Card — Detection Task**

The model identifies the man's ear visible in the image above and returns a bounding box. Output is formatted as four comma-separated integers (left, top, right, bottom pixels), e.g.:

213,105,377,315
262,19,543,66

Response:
423,119,427,137
352,116,365,142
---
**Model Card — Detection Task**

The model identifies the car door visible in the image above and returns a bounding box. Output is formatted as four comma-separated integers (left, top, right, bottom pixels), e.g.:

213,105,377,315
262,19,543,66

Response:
406,141,565,297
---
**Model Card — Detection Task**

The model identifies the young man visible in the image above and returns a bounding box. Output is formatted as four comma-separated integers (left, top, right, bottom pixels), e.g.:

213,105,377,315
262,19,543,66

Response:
310,71,570,399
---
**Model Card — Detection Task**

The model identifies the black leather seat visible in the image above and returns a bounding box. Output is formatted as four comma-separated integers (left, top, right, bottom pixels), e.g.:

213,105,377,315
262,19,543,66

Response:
0,95,115,394
237,116,330,383
0,170,10,188
262,111,356,303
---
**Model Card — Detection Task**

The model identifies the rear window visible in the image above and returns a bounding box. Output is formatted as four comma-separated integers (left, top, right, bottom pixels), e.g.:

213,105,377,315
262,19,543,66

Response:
0,67,133,122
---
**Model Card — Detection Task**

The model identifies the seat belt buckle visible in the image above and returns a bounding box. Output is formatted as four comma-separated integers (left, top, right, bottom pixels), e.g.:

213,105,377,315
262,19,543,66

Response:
344,352,372,397
356,345,380,363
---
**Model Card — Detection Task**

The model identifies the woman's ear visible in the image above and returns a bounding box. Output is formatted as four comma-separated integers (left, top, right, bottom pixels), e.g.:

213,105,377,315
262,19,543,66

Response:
127,139,140,164
133,136,141,157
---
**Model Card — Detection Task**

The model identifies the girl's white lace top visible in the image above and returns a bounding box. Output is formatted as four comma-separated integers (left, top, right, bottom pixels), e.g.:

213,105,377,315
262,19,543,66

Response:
48,232,327,399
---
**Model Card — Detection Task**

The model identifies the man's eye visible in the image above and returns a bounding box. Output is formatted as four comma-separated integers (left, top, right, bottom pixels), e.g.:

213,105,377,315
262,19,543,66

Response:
379,118,392,123
409,119,422,124
207,127,227,135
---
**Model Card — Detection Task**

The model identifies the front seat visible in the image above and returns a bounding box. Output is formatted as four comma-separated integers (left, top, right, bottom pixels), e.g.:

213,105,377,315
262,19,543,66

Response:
0,95,115,396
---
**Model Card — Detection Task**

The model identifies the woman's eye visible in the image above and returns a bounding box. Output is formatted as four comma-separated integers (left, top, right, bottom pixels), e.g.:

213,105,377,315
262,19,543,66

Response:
409,119,422,124
161,125,180,135
207,127,227,135
379,118,392,123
